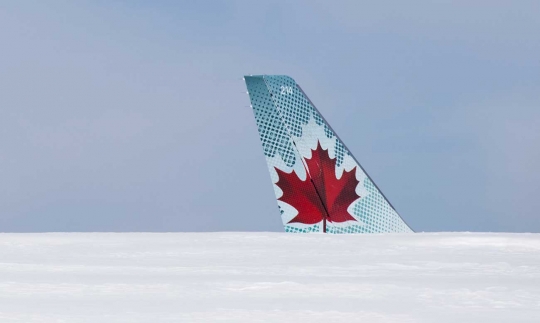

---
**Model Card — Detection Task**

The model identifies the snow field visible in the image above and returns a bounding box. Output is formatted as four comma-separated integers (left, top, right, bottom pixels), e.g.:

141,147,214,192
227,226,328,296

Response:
0,232,539,322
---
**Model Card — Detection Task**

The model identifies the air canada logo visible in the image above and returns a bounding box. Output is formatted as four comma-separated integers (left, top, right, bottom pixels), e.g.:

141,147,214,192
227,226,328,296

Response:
275,142,360,225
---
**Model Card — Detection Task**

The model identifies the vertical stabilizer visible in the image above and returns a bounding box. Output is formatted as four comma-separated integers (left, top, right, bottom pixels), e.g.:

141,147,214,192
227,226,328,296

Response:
245,75,413,234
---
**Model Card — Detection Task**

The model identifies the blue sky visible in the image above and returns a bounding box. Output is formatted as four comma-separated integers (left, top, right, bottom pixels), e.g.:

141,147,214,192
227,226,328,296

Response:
1,1,539,232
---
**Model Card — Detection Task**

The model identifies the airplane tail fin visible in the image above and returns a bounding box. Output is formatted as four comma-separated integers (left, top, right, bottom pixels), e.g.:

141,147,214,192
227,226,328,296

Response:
244,75,413,234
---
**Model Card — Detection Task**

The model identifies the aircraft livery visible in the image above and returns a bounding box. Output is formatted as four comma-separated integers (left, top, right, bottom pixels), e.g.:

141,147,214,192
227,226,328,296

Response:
244,75,413,234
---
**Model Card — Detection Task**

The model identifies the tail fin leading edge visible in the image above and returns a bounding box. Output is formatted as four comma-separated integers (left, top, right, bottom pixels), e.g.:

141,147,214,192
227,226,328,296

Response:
245,75,413,234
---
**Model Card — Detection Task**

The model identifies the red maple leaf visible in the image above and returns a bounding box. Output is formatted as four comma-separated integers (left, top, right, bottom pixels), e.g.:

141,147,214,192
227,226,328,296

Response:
275,141,360,225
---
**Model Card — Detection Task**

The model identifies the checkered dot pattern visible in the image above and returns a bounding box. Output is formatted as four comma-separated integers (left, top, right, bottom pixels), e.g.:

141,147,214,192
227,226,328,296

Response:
245,76,296,167
352,178,412,233
334,140,349,167
285,225,320,233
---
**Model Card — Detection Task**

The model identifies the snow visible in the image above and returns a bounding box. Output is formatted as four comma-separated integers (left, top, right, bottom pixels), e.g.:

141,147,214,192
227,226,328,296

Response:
0,232,539,322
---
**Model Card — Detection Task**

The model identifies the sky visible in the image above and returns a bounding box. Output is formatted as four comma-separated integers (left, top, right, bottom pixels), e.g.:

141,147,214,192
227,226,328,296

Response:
0,1,539,233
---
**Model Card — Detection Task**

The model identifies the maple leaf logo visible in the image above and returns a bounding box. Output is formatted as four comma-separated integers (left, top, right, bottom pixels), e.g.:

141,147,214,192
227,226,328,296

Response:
275,141,360,225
